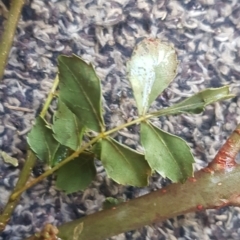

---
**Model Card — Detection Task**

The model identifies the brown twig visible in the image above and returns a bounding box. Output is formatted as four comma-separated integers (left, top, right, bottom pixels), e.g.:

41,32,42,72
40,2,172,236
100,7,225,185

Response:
208,123,240,171
4,103,33,112
0,0,25,81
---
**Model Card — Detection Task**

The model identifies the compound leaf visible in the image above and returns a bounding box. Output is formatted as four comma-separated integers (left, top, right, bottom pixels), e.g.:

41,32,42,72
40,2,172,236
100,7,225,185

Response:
127,38,178,115
53,100,84,151
100,137,151,187
140,121,194,183
56,153,96,194
27,116,59,165
58,55,105,132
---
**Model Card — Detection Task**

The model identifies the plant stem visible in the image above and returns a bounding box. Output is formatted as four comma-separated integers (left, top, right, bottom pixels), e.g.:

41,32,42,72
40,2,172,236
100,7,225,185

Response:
0,150,36,232
0,0,25,81
54,165,240,240
0,75,59,231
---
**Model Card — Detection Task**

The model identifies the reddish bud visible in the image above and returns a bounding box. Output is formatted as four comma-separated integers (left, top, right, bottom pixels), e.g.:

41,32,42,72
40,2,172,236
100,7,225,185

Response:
197,205,203,211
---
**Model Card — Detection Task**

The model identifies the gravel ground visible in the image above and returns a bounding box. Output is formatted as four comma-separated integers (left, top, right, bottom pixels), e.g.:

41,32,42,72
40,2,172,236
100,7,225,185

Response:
1,0,240,239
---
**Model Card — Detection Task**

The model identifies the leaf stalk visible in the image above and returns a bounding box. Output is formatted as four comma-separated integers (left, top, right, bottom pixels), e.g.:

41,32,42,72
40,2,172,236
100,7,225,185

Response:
40,76,59,117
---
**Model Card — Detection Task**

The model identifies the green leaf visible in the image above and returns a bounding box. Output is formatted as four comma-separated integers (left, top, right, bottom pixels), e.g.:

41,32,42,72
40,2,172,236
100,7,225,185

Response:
127,38,178,115
56,153,96,194
27,116,59,164
52,100,84,151
102,197,124,210
91,140,102,159
140,121,194,183
58,55,105,132
100,137,151,187
0,151,18,167
51,145,71,167
154,86,234,116
172,86,234,114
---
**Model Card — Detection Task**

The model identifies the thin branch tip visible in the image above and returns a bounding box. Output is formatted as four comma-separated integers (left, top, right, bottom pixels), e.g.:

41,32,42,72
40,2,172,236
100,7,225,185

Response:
208,124,240,172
